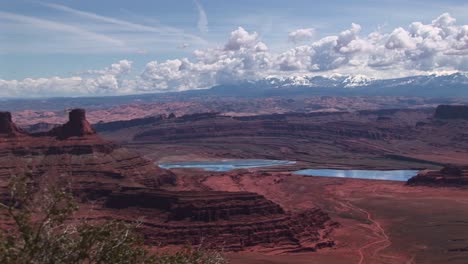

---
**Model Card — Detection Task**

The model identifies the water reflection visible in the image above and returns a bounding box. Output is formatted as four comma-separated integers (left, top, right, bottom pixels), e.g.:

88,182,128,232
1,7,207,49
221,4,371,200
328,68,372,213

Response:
158,159,295,172
294,169,419,181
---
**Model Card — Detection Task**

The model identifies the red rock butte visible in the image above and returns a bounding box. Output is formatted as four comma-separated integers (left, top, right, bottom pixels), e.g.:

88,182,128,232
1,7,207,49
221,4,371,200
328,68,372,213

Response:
0,111,24,136
50,108,96,139
0,108,175,197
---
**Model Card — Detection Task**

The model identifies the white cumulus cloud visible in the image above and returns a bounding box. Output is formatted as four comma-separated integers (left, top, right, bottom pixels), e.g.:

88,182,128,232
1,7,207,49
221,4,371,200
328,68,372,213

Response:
288,28,316,43
0,60,133,97
224,27,260,51
1,13,467,97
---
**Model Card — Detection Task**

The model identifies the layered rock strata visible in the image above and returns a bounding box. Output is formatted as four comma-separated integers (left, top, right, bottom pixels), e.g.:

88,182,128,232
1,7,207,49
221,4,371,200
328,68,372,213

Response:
105,187,337,251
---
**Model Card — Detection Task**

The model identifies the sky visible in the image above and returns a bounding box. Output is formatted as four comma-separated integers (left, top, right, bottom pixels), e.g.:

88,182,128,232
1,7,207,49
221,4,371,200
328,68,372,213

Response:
0,0,467,97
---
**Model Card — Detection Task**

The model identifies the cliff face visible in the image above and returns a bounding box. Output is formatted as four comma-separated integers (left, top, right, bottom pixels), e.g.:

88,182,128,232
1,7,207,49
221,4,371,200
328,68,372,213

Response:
104,188,337,251
0,112,24,136
0,109,175,200
434,105,468,120
407,165,468,186
133,115,407,142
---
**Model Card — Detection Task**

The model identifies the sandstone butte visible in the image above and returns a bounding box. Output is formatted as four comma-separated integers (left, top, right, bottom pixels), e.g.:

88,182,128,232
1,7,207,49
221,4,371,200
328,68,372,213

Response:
0,109,337,252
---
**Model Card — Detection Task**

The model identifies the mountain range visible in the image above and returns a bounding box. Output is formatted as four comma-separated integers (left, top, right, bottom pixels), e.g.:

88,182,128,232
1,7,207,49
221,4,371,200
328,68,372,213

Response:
1,73,467,112
207,72,468,97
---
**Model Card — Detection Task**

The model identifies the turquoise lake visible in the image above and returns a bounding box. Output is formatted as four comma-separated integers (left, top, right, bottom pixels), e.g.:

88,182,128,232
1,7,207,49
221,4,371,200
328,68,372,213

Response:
294,169,419,181
158,159,295,172
159,160,419,181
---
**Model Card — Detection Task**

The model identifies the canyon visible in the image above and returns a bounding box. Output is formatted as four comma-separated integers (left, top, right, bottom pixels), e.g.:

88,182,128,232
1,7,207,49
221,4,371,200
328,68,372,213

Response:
99,106,468,170
94,103,468,263
0,109,337,253
1,102,468,263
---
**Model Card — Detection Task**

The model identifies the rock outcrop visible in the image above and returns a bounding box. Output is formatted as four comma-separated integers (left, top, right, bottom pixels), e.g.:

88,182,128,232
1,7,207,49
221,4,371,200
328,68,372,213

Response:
104,187,337,251
407,165,468,186
434,105,468,120
0,112,24,137
50,109,96,139
0,109,175,201
106,189,285,221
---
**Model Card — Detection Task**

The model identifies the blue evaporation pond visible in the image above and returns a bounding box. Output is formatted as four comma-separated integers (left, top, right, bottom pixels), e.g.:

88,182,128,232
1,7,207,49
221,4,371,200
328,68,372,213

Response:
158,159,296,172
294,169,419,181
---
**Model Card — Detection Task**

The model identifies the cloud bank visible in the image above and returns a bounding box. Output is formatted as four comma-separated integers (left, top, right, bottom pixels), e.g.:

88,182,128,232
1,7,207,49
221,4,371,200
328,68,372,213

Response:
1,13,467,97
288,28,316,43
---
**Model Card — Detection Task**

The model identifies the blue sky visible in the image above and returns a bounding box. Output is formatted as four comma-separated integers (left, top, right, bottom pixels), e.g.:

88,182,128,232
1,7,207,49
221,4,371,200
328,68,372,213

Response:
0,0,467,97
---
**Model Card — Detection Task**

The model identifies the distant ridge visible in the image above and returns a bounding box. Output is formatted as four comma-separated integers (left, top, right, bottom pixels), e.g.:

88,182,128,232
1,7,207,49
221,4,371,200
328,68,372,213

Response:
207,72,468,97
434,105,468,120
1,73,467,113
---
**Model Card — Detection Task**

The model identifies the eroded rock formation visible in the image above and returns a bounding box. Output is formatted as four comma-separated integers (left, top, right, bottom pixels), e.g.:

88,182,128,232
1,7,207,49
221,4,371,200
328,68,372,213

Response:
0,111,24,137
104,187,337,251
50,108,96,139
133,113,406,142
0,109,175,200
407,165,468,186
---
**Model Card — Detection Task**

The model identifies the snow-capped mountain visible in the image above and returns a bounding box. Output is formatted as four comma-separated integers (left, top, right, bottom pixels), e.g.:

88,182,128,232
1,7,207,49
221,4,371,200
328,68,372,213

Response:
264,74,369,88
210,72,468,97
263,73,467,89
342,75,374,87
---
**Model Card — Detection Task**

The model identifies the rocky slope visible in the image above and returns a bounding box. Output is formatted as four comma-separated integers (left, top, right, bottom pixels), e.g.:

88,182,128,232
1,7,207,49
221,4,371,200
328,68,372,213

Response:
104,187,336,251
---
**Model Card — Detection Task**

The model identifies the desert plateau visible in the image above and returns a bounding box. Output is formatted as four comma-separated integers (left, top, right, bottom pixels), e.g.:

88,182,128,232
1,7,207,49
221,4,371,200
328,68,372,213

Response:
2,2,468,263
1,101,468,263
